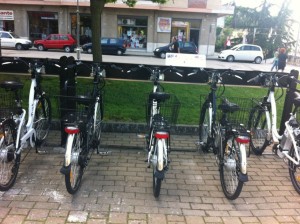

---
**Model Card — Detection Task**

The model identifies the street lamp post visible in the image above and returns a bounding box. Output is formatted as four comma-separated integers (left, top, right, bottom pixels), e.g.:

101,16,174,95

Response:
76,0,80,60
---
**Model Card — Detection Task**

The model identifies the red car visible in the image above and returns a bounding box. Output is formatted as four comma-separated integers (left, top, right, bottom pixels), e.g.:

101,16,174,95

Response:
34,34,77,53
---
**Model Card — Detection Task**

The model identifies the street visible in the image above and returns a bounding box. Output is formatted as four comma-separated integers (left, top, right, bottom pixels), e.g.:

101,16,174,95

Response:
1,48,299,72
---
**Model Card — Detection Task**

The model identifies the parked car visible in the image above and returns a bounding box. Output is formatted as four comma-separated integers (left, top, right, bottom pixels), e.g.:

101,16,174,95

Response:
153,41,198,59
0,31,32,50
82,37,126,55
218,44,264,64
33,34,77,53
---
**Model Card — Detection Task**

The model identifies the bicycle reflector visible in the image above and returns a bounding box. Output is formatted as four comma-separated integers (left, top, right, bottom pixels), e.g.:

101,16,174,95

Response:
64,127,80,134
154,131,169,139
235,136,250,144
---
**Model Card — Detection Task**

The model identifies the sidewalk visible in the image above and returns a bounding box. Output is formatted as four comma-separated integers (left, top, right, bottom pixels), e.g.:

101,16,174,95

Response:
1,130,299,224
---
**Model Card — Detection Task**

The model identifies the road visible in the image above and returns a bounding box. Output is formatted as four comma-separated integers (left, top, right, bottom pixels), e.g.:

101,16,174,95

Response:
1,48,299,72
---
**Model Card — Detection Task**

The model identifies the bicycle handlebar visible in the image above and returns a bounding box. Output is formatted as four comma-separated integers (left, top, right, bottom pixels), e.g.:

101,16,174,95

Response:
127,65,184,79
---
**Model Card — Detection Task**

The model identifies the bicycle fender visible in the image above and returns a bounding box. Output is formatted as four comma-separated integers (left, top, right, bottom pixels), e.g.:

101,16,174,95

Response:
157,139,164,171
65,134,75,166
239,143,247,174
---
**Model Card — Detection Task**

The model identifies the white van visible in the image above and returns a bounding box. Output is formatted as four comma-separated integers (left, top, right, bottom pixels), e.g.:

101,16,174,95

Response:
218,44,264,64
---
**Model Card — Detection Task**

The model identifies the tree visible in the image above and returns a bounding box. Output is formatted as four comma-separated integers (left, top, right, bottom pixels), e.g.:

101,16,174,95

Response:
230,0,294,58
90,0,167,63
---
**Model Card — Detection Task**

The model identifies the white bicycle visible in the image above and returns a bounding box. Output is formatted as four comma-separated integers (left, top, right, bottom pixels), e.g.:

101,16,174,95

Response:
0,58,52,191
247,72,291,155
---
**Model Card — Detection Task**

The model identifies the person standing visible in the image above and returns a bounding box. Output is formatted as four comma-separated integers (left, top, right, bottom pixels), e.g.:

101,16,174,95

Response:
224,36,231,49
270,48,279,71
171,36,180,53
277,48,288,72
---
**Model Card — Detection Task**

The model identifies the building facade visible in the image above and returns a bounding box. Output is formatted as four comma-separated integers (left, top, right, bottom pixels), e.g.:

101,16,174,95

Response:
0,0,233,55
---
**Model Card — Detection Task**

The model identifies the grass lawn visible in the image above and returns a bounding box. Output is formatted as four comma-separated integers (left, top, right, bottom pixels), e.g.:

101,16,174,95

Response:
0,74,285,125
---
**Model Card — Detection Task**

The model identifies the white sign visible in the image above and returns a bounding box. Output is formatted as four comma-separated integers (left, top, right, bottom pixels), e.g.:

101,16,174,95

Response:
0,10,14,20
165,53,206,68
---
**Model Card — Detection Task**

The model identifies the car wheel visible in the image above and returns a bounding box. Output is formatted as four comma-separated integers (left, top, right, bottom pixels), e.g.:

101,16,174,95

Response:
226,55,234,62
160,52,166,59
87,48,92,54
117,49,123,55
254,57,262,64
15,44,23,50
37,45,44,51
64,46,71,53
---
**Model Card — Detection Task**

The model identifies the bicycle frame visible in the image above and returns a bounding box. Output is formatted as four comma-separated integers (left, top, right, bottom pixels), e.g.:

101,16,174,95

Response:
15,64,44,152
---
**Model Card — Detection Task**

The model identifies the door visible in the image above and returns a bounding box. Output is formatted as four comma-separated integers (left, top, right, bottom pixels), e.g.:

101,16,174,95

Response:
0,32,14,48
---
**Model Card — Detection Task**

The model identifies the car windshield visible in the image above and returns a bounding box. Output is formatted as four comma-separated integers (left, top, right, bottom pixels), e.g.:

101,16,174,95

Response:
10,32,20,38
230,45,240,50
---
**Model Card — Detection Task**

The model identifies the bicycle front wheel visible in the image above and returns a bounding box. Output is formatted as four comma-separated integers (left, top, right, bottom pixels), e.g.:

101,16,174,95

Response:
0,119,20,191
219,136,244,200
65,132,84,194
34,95,52,145
199,104,210,152
93,101,102,151
248,106,270,155
288,145,300,194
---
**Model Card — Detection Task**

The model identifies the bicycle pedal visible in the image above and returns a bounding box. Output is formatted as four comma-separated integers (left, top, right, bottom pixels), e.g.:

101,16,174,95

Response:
98,151,112,156
137,134,146,139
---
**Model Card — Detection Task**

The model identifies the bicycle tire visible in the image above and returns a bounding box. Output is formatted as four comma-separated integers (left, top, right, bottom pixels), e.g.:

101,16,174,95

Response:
199,103,210,152
248,105,269,155
0,119,20,191
93,100,102,151
34,95,52,145
65,132,84,194
219,135,244,200
153,167,162,198
288,145,300,194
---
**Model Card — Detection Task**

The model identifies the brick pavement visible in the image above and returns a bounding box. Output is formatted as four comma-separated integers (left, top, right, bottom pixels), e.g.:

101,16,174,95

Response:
1,131,300,224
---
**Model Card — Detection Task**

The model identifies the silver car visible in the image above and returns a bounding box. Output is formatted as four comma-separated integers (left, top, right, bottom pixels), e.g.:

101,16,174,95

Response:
218,44,264,64
0,31,32,50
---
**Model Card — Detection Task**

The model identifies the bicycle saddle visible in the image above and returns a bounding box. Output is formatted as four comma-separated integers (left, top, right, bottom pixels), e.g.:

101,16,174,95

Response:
0,81,24,91
149,92,170,102
218,98,240,113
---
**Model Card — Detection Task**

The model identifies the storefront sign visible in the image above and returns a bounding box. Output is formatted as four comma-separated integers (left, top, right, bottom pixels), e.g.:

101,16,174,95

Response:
157,17,171,33
165,53,206,68
0,10,14,20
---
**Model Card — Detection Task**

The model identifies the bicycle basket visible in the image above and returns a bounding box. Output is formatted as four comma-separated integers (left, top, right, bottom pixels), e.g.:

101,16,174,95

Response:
145,93,181,126
0,88,23,118
217,96,252,131
55,83,97,123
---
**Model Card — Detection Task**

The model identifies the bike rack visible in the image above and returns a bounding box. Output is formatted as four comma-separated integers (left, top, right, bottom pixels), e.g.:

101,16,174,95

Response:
58,56,77,146
279,69,299,135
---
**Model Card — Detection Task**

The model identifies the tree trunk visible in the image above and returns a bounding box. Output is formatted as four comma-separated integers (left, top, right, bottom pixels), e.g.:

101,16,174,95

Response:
90,0,105,63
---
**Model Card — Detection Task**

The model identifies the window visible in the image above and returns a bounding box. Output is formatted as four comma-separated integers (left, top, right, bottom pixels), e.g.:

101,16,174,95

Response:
60,35,68,40
110,38,117,44
101,38,108,44
252,46,260,51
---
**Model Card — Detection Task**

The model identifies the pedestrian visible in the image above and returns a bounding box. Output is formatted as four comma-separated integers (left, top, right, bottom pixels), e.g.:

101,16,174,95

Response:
270,48,279,71
171,36,180,53
224,36,231,49
277,48,288,72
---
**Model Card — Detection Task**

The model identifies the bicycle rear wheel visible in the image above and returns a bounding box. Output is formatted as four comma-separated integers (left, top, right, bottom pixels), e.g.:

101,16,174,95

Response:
0,119,20,191
199,104,210,152
65,132,84,194
152,138,163,198
248,105,269,155
288,145,300,194
219,136,244,200
34,95,52,145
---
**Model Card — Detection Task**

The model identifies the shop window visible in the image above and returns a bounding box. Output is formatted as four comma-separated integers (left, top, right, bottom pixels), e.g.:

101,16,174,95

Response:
28,11,58,41
117,16,147,49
